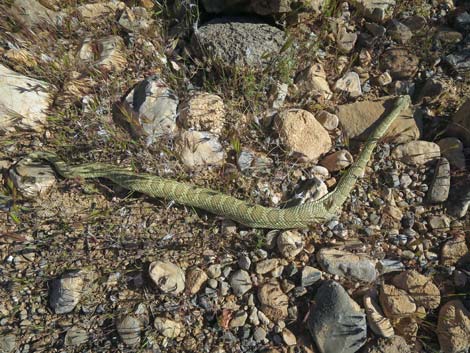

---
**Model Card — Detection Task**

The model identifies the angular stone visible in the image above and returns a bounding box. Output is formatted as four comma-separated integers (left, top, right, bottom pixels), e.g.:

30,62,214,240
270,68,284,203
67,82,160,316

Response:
258,280,288,322
154,317,182,338
116,315,141,346
334,72,362,97
308,281,366,353
230,269,252,296
363,291,394,338
317,248,378,282
441,233,468,267
437,137,466,169
177,130,225,168
380,49,419,79
320,150,354,172
334,96,420,144
12,0,63,27
391,141,440,165
350,0,395,22
186,267,208,295
275,109,332,161
0,64,52,133
316,111,339,130
277,231,304,259
295,63,333,100
437,300,470,353
301,266,322,287
427,158,450,203
392,270,440,310
379,284,416,318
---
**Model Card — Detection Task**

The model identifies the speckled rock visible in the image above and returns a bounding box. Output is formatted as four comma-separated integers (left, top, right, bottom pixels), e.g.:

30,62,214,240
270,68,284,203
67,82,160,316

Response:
380,49,419,79
186,267,208,295
78,35,127,72
77,1,125,22
149,261,185,294
275,109,332,161
308,281,366,353
277,231,304,259
427,157,450,203
441,233,468,266
334,71,362,97
64,326,88,347
350,0,395,22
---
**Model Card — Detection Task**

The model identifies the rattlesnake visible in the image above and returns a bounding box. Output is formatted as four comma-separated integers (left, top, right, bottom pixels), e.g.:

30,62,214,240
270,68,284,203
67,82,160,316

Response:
29,95,410,229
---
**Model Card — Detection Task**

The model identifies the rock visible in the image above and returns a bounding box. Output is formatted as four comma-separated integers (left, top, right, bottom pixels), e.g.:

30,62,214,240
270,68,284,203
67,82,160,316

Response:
447,99,470,147
379,284,416,318
350,0,395,22
441,233,468,266
387,20,412,43
320,150,354,172
275,109,332,162
308,281,366,353
154,317,182,338
0,64,52,133
392,316,418,343
380,49,419,79
200,0,294,15
207,264,222,278
49,270,84,314
12,0,63,27
337,28,358,53
230,270,252,296
78,36,127,73
118,6,152,32
416,77,446,104
269,82,289,110
363,291,394,337
116,315,141,346
178,92,226,135
237,253,251,270
64,326,88,346
427,158,450,203
277,231,304,259
76,1,125,22
282,328,297,346
366,336,411,353
392,270,440,310
229,310,248,328
334,72,362,98
443,48,470,78
447,180,470,218
295,63,333,100
114,76,178,145
0,334,16,353
255,259,279,275
301,266,322,287
334,96,420,144
149,261,185,295
9,158,56,198
3,48,37,70
317,248,378,282
435,28,463,46
429,214,451,231
377,72,392,86
253,327,267,342
191,17,285,69
258,280,288,322
316,111,339,130
437,137,466,169
186,267,208,295
437,300,470,353
391,141,440,165
177,131,225,168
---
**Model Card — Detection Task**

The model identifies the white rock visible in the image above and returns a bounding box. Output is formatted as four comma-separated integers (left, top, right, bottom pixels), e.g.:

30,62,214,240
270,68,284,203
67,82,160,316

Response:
78,36,127,72
9,158,56,198
149,261,185,294
320,150,354,172
277,231,304,259
295,63,333,100
316,111,339,130
177,130,225,168
334,72,362,97
154,317,182,338
0,64,52,133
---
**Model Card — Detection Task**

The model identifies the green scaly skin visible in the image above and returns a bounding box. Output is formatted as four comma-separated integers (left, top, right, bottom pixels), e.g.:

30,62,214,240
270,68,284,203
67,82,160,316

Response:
29,95,410,229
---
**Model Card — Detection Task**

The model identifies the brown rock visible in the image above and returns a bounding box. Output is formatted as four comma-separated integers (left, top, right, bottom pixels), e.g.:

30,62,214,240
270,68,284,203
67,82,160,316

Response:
392,316,418,343
380,49,419,79
366,336,412,353
186,267,208,295
391,141,440,165
295,63,333,100
447,98,470,146
441,233,468,266
275,109,332,161
334,97,420,144
392,270,440,309
437,300,470,353
364,291,394,338
379,284,416,318
258,280,288,322
319,150,353,172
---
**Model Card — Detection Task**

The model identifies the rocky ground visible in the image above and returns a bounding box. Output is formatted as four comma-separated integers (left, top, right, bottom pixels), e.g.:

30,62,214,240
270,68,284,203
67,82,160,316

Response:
0,0,470,352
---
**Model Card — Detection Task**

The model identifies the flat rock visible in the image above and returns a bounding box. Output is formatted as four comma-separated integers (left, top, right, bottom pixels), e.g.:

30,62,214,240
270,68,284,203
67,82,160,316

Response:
320,150,354,172
0,64,52,133
114,76,178,145
437,137,466,169
334,72,362,97
308,281,366,353
301,266,322,287
441,233,468,267
77,35,127,73
255,258,279,275
154,317,182,338
229,310,248,328
277,230,304,259
380,49,419,79
116,315,141,346
275,109,332,161
258,280,288,322
12,0,63,27
391,141,440,165
387,20,412,44
350,0,395,22
178,92,226,135
9,157,56,198
427,157,450,203
149,261,185,294
392,270,440,310
334,96,420,144
363,291,394,337
186,267,208,295
177,130,225,168
444,48,470,78
366,336,411,353
437,300,470,353
317,248,378,283
447,99,470,146
191,17,285,69
0,333,16,353
379,284,416,318
64,326,88,347
49,270,84,314
230,269,252,296
295,63,333,100
77,1,125,22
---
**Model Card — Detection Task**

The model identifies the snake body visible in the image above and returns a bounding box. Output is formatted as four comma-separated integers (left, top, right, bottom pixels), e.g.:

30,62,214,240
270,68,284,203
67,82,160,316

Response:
29,96,410,229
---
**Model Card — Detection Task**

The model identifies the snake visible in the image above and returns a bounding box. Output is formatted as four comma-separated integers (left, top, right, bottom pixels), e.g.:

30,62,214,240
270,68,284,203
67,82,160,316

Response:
28,95,410,229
